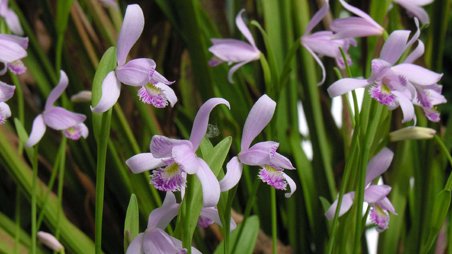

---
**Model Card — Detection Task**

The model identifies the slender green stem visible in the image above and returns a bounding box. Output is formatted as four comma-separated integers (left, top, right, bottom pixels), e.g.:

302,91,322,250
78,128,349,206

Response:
271,188,277,254
339,48,359,126
434,136,452,190
31,146,38,254
259,55,273,97
94,110,112,253
14,188,20,254
55,137,67,239
55,35,65,72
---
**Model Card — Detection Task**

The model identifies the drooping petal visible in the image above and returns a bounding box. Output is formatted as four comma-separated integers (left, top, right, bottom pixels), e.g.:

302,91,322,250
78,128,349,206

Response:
365,147,394,184
4,9,23,35
219,156,243,192
209,39,261,64
116,58,156,86
235,9,257,47
149,70,174,85
227,59,254,83
125,233,143,254
327,78,368,97
304,0,329,35
301,44,327,85
147,193,179,230
325,192,355,220
189,97,230,150
393,91,416,123
241,95,276,151
0,81,15,102
91,71,121,113
199,207,222,227
0,36,27,63
172,144,200,174
331,17,384,39
150,135,191,158
43,107,86,130
196,159,220,207
272,153,295,170
364,185,392,203
338,0,383,31
79,123,89,138
155,83,178,107
0,34,28,48
395,0,430,24
116,4,144,66
376,197,397,214
45,70,68,110
282,172,297,198
25,114,46,147
126,153,165,174
391,63,443,85
379,30,410,65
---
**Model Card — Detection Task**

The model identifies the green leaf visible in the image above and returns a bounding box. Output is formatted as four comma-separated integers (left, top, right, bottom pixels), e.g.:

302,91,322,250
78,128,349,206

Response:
124,194,140,252
13,118,33,159
214,215,260,254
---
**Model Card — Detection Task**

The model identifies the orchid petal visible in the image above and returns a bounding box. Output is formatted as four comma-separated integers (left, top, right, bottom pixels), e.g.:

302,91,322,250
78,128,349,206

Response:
0,36,27,63
219,156,243,192
149,70,174,85
365,147,394,184
117,4,144,66
364,185,391,203
125,233,143,254
396,0,430,24
172,144,200,174
116,58,156,86
147,193,179,230
79,123,89,139
196,159,220,207
150,135,191,158
142,229,183,254
282,172,297,198
0,34,28,48
304,0,329,35
327,78,368,97
189,97,230,150
404,40,425,64
331,17,383,39
43,107,86,130
325,192,355,220
155,83,178,107
91,71,121,113
5,9,23,35
235,9,256,47
209,39,260,64
393,91,416,123
392,63,443,85
126,153,165,174
302,44,327,85
273,153,295,170
45,70,68,110
0,81,15,102
338,0,383,30
377,197,397,214
200,207,223,227
25,114,46,147
379,30,410,65
228,59,254,83
241,95,276,150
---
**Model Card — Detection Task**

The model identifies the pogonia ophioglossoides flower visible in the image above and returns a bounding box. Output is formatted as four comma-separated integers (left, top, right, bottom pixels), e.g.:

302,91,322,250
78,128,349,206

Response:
0,0,23,35
301,0,356,85
394,0,432,25
126,98,230,207
0,34,28,75
219,95,296,197
325,148,396,232
26,71,89,147
331,0,384,39
209,9,261,83
92,4,176,113
0,81,14,124
328,21,446,123
126,192,201,254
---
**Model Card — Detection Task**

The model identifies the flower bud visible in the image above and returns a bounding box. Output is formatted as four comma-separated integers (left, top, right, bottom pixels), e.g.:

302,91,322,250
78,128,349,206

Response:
70,91,92,103
37,231,64,252
389,127,436,142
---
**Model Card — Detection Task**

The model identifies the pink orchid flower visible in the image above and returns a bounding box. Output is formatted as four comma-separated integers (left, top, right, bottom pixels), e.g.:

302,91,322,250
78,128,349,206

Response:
219,95,296,197
92,4,177,113
0,81,15,124
0,34,28,75
26,71,89,147
394,0,433,25
0,0,23,35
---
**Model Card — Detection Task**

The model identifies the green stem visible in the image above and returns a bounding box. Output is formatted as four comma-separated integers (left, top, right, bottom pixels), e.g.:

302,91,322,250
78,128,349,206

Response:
271,188,277,254
259,55,273,97
55,35,64,72
94,110,112,254
14,188,20,254
55,137,67,239
31,146,38,254
434,136,452,190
